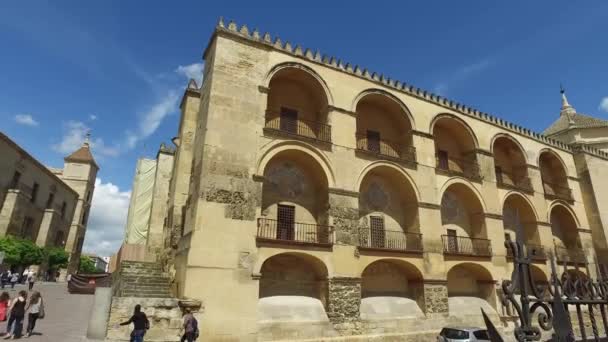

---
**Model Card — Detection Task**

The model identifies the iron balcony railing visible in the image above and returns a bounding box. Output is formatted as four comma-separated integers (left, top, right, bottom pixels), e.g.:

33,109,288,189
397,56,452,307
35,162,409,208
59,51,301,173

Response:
542,181,573,202
555,246,586,264
355,133,417,165
256,218,333,246
358,228,423,253
506,243,546,261
264,113,332,143
441,235,492,257
496,170,533,193
435,155,482,181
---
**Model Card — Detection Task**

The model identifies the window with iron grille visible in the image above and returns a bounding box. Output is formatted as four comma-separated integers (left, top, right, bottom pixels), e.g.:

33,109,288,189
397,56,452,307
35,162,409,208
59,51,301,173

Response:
370,216,385,248
366,130,381,154
277,204,295,241
447,229,458,253
438,150,449,170
280,108,298,134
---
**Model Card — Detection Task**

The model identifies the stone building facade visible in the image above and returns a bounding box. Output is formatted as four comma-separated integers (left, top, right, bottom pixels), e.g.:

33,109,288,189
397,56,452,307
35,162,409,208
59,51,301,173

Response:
130,19,608,340
0,132,97,274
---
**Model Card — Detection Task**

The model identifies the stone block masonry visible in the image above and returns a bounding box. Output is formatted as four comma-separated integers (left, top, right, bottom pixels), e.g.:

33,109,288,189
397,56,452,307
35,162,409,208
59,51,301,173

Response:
423,282,449,316
327,277,363,335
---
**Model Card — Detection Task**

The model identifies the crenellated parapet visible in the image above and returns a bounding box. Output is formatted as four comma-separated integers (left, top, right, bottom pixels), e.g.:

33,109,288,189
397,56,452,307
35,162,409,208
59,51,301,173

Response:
207,17,608,162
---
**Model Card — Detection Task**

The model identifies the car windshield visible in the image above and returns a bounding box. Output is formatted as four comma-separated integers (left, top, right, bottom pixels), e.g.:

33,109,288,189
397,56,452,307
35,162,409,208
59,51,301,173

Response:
442,328,469,340
473,330,490,339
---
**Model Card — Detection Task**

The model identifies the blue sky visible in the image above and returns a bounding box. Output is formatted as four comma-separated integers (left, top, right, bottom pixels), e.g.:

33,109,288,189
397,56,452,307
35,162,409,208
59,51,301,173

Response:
1,1,608,256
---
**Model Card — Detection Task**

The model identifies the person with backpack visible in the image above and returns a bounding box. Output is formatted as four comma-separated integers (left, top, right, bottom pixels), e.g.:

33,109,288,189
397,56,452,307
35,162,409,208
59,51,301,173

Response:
25,291,44,337
119,304,149,342
180,308,199,342
4,290,27,339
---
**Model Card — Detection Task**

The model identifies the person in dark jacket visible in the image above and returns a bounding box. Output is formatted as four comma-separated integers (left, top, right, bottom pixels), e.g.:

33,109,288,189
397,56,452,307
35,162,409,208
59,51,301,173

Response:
120,304,149,342
4,291,27,339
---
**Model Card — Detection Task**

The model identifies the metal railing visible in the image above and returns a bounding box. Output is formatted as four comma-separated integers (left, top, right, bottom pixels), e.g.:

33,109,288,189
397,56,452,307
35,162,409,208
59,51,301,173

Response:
496,170,533,193
256,218,333,246
542,181,573,201
358,228,423,252
355,134,416,164
435,155,482,181
264,113,331,143
506,243,546,261
441,235,492,257
555,246,586,264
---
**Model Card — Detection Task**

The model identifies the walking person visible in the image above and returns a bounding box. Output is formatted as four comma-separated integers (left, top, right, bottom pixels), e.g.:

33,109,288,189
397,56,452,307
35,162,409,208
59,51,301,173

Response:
21,269,28,285
0,292,10,322
119,304,149,342
9,273,18,289
4,290,27,339
0,271,9,289
24,291,44,337
26,272,35,291
180,308,199,342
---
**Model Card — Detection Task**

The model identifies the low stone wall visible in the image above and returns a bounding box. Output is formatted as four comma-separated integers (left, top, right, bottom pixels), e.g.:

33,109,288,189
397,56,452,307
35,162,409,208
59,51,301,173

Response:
106,297,183,341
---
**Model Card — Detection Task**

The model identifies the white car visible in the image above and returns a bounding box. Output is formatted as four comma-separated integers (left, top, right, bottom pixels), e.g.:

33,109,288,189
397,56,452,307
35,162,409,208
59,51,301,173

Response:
437,327,491,341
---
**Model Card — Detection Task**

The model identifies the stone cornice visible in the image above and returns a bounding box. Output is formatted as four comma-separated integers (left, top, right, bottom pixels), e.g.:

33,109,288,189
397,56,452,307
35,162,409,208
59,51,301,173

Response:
567,175,580,182
258,85,270,94
329,276,361,283
205,17,606,158
419,202,441,210
412,130,434,139
578,227,592,234
252,174,265,183
328,187,359,197
423,279,448,285
527,164,540,170
327,105,356,116
475,148,493,157
484,213,503,220
537,221,552,227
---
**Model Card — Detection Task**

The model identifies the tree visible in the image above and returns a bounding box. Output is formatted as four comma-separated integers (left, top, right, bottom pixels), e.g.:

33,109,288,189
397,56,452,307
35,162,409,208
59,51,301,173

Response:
0,236,44,267
79,255,98,274
44,247,69,270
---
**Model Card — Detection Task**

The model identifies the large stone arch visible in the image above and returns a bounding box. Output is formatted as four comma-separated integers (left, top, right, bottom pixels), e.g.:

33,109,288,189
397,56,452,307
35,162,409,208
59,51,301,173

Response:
446,263,497,316
537,148,569,176
431,114,481,180
549,202,581,250
490,133,529,162
355,161,420,201
539,149,571,201
430,113,479,149
352,88,416,130
359,259,424,319
502,192,541,245
264,62,334,106
492,134,530,190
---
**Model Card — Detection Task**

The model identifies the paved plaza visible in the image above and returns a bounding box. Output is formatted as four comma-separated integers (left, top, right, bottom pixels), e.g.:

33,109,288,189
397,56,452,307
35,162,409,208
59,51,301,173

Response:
0,282,97,342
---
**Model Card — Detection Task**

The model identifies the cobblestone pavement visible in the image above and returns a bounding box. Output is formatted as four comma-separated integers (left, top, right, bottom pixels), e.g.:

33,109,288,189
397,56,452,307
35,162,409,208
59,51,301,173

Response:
0,281,98,342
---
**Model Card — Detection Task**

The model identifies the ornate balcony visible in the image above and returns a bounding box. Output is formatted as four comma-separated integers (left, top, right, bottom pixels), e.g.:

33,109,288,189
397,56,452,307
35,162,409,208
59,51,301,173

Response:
555,246,586,264
355,133,416,166
358,228,423,253
542,181,573,202
506,243,547,261
256,218,333,247
441,235,492,257
496,170,533,193
435,155,482,182
264,112,331,143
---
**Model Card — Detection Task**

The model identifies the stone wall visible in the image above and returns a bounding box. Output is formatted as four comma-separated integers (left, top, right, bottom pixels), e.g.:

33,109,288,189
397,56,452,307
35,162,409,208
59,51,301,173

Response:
106,297,182,341
328,192,361,245
327,277,362,335
422,282,449,316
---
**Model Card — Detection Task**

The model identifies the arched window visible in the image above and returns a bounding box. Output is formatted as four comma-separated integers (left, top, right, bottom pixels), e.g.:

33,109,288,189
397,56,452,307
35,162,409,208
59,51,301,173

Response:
432,116,481,181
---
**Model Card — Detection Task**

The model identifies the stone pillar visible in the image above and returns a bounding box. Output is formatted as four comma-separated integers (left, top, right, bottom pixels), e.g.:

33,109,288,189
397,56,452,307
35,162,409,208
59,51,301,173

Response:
327,277,361,335
328,190,360,246
0,191,22,236
36,209,55,247
422,280,449,317
86,287,112,340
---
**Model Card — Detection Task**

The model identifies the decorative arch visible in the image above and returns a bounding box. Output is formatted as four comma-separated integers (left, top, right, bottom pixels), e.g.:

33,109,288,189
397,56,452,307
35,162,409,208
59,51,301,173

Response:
501,191,539,222
254,250,332,277
359,258,424,279
264,62,334,106
355,161,420,202
490,133,529,163
547,201,580,228
537,148,568,175
256,140,336,188
429,113,479,149
438,177,487,213
447,262,495,282
351,88,416,130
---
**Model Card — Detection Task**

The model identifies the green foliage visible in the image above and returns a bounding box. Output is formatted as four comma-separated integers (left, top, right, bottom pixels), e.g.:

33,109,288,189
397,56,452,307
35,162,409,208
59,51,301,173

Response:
79,255,98,274
44,247,69,269
0,236,44,267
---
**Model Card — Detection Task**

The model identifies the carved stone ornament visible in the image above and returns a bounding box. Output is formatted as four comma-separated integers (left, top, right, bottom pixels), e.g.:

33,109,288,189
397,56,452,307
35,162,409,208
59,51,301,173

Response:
440,191,464,223
364,181,389,211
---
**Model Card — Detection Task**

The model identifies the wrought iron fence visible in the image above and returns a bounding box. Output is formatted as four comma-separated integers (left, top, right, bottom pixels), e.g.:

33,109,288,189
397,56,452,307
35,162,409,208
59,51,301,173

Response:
256,218,333,246
264,114,332,143
496,170,534,193
355,133,417,164
555,246,587,265
358,228,423,252
441,235,492,257
436,155,482,181
506,243,547,261
543,181,573,202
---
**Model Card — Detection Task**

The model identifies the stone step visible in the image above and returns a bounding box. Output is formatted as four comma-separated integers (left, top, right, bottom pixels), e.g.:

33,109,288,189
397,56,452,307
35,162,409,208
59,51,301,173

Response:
121,291,172,298
121,276,170,283
121,285,171,291
122,288,171,294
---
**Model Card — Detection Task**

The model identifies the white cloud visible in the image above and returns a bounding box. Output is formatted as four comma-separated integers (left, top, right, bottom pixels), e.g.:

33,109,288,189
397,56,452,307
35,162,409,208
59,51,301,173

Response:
433,59,493,95
82,178,131,257
52,120,120,157
600,97,608,113
125,90,179,149
175,62,203,86
89,114,97,121
14,114,39,126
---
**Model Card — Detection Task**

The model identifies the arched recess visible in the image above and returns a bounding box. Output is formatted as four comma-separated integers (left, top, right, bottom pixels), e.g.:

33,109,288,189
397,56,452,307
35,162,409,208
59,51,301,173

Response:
539,149,572,201
354,90,416,163
502,193,541,252
492,134,531,191
258,252,330,322
259,148,330,244
440,181,490,256
264,63,332,142
431,114,481,181
550,203,582,257
360,259,424,319
358,164,421,252
447,263,497,315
